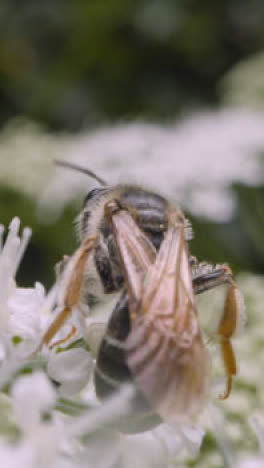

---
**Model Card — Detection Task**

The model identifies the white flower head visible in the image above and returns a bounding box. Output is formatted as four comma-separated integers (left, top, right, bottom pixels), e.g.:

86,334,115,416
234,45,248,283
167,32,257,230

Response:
0,218,58,361
0,214,256,468
40,108,264,222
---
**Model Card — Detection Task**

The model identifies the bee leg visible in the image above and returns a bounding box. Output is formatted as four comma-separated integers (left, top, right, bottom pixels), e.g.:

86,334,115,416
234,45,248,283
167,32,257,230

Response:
32,307,72,355
36,235,97,353
48,325,77,349
193,265,232,295
217,280,242,399
193,265,243,399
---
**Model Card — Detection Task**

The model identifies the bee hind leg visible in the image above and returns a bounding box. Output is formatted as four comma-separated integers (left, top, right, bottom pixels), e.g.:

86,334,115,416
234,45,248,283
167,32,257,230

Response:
193,264,232,295
217,279,244,399
193,265,244,399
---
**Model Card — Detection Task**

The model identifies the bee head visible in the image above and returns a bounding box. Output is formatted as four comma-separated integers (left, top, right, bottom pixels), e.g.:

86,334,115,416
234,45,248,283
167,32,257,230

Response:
55,159,112,239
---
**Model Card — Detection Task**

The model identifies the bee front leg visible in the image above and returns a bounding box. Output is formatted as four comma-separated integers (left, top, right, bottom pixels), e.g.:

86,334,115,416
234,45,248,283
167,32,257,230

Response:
36,235,97,352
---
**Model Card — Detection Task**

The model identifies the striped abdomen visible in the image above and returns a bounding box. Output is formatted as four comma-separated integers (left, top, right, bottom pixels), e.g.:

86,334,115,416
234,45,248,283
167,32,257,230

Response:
94,291,162,432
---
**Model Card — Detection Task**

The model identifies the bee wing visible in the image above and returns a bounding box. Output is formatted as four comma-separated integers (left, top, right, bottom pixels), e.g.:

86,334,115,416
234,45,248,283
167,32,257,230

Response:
140,222,194,322
110,208,156,309
125,220,211,423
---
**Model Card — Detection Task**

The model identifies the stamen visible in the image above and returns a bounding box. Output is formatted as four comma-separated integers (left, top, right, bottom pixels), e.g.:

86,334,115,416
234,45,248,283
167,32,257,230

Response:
8,237,21,271
0,238,19,332
0,217,21,267
13,227,32,276
8,217,20,236
0,236,20,278
0,256,11,322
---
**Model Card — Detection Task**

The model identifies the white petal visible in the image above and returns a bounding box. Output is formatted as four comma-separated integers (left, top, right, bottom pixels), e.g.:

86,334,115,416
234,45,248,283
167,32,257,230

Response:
13,226,32,276
153,423,186,459
235,457,264,468
179,423,205,457
8,284,45,340
11,372,56,432
85,322,106,356
80,432,121,468
153,421,204,461
0,342,6,362
123,432,166,468
47,348,93,395
67,385,135,438
0,443,29,468
59,379,91,397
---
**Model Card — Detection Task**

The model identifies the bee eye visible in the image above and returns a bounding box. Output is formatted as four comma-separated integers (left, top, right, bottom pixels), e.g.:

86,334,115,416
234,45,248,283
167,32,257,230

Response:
83,188,104,206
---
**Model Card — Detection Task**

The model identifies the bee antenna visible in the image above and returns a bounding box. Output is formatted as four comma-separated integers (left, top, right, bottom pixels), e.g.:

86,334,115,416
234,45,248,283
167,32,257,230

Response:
55,159,107,186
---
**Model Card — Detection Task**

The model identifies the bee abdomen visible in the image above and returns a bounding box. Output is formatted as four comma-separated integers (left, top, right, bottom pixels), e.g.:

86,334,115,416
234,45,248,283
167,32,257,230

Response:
95,291,132,399
94,291,162,433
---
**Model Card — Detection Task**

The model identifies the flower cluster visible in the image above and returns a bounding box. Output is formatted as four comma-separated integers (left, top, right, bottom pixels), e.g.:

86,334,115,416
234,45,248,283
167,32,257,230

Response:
0,217,263,468
39,108,264,222
0,109,264,223
0,218,207,468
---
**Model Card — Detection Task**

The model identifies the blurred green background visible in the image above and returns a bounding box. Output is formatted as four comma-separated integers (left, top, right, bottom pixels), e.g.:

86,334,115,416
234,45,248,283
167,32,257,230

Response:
2,0,264,128
0,0,264,288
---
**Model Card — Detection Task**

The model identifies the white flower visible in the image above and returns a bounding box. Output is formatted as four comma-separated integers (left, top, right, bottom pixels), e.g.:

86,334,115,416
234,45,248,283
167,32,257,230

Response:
0,218,58,360
65,382,205,467
11,372,56,433
8,282,46,341
47,348,93,397
5,372,73,468
0,216,259,468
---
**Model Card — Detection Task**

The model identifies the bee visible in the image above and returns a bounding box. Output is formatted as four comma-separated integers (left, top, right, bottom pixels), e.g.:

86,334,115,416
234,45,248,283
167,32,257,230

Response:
40,161,243,432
